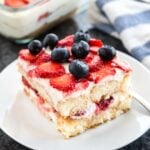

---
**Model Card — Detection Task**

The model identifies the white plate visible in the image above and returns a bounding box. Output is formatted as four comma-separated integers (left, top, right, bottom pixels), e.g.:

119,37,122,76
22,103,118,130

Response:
0,51,150,150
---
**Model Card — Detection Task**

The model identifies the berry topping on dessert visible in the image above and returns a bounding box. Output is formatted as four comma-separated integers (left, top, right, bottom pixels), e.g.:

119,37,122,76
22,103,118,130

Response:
34,51,51,65
88,63,116,83
74,30,90,43
89,39,103,47
18,31,132,92
71,41,90,59
89,39,103,54
98,45,116,61
50,74,76,92
43,33,59,49
19,49,37,63
35,61,65,78
51,47,70,63
58,35,74,47
28,40,43,55
69,60,89,79
84,53,103,72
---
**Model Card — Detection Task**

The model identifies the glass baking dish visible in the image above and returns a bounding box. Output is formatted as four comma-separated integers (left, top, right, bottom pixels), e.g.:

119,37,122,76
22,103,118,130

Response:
0,0,80,43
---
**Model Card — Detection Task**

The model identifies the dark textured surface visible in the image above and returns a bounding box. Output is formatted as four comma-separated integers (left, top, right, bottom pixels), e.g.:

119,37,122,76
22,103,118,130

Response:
0,12,150,150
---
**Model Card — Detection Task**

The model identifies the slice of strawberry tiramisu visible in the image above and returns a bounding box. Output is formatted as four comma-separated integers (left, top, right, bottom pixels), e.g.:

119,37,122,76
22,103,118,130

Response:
18,31,132,138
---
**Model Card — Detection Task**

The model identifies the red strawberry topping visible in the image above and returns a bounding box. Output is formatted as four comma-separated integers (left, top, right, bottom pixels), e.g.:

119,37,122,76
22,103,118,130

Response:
19,49,50,64
84,53,103,72
35,61,65,78
19,49,37,63
90,46,100,54
89,39,103,47
58,35,74,47
88,62,116,83
50,74,76,92
89,39,103,54
34,51,51,65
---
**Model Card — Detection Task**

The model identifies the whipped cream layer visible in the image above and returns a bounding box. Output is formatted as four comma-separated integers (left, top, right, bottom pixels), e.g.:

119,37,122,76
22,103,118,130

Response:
18,53,131,118
23,79,131,120
18,56,129,103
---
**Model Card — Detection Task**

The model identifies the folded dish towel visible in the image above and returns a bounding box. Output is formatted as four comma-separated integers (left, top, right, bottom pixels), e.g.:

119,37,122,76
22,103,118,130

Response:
88,0,150,70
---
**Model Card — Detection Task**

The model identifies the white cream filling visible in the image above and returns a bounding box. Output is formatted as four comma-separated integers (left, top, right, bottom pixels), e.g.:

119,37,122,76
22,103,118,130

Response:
24,84,128,120
18,58,126,105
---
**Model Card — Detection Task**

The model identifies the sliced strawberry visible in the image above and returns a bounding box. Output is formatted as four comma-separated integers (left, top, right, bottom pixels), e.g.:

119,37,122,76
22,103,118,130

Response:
88,63,116,83
35,61,65,78
5,0,27,7
34,51,51,65
75,79,89,91
90,46,100,55
19,49,36,63
89,39,103,47
84,53,103,72
50,74,76,92
89,39,103,54
58,35,74,47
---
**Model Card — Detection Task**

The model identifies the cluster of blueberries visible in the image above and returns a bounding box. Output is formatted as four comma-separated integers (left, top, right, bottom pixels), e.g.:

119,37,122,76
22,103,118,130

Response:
27,31,116,79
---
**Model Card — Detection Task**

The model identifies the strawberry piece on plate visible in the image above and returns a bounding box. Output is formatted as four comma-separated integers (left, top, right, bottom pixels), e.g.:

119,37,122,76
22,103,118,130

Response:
50,74,76,92
88,63,116,83
19,49,37,63
36,61,65,78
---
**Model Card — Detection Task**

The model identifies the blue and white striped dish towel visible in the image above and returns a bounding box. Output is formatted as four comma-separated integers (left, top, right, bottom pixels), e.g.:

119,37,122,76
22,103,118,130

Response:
88,0,150,70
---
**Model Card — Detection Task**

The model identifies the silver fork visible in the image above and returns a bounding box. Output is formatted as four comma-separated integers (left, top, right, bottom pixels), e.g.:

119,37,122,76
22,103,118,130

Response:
132,90,150,112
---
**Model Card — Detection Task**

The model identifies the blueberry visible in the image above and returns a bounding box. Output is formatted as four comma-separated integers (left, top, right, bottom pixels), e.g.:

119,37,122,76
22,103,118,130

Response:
28,40,42,55
69,60,89,79
71,41,90,58
98,45,116,60
43,33,58,49
74,30,90,43
51,47,70,62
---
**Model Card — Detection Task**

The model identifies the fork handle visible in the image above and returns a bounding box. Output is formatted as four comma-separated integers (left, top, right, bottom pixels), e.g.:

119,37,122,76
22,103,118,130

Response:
132,90,150,112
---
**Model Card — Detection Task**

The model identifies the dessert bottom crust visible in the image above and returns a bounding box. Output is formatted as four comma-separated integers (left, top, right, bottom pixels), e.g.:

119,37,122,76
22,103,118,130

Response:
23,83,132,139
